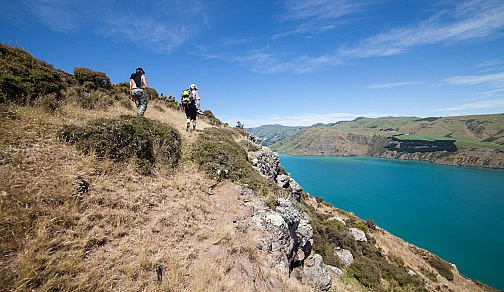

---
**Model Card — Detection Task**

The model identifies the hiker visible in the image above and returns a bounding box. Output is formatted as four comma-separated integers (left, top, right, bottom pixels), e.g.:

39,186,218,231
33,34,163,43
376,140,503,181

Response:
181,88,198,131
129,67,151,116
189,83,202,114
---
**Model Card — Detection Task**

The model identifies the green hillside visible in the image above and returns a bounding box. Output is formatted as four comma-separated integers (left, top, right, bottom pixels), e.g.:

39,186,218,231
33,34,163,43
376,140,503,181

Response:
246,124,306,146
255,115,504,168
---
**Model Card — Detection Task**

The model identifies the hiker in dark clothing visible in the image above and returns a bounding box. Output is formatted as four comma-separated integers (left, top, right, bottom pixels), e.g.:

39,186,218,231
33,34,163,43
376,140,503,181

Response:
181,88,198,131
130,67,151,116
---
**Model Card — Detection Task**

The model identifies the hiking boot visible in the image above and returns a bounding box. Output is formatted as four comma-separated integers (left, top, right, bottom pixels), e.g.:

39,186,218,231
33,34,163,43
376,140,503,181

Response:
186,122,190,131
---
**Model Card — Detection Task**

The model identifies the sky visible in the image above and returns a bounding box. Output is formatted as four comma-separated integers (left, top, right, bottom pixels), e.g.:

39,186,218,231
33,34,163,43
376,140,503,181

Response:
1,0,503,127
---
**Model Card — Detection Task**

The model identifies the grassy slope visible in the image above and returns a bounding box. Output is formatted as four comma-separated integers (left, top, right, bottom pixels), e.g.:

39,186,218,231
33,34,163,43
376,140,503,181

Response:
267,115,504,167
0,102,311,291
1,102,496,291
246,124,306,146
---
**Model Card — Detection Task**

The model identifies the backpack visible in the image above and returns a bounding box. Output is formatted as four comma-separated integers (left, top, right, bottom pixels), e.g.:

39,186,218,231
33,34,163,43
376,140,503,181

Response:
131,72,142,87
181,89,194,106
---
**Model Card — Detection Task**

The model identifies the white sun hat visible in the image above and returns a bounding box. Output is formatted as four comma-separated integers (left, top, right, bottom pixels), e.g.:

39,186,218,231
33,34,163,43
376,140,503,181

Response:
190,83,198,89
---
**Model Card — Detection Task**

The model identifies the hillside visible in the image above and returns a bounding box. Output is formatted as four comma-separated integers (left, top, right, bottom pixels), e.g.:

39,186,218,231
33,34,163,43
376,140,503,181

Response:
251,115,504,168
246,124,306,146
0,43,498,291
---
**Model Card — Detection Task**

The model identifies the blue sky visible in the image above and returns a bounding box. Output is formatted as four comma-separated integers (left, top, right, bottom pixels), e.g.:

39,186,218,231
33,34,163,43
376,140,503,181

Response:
1,0,503,127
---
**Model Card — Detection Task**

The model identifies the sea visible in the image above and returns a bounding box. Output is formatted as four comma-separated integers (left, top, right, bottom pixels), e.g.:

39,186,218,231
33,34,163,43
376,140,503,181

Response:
278,154,504,290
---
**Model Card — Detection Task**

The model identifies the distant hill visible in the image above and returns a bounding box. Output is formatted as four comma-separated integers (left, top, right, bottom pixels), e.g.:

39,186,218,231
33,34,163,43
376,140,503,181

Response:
250,115,504,168
246,124,306,146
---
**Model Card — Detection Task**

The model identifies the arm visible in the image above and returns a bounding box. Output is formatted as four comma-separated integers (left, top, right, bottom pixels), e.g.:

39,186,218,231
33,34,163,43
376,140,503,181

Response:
142,75,152,98
129,79,134,101
193,91,201,108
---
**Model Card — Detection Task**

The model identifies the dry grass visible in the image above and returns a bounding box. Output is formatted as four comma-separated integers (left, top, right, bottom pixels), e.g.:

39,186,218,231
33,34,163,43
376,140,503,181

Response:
0,101,311,291
2,98,496,291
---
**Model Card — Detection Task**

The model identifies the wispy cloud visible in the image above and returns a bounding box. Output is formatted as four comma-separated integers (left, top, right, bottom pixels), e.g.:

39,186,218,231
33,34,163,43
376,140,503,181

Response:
275,0,362,39
442,72,504,98
16,0,92,33
443,72,504,86
339,0,504,58
431,98,504,112
223,0,504,74
8,0,207,54
367,81,422,89
231,50,342,74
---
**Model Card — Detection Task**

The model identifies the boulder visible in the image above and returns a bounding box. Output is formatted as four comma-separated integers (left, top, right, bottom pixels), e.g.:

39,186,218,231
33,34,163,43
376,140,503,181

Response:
248,147,281,180
335,248,354,266
303,253,332,291
327,265,343,276
349,227,367,242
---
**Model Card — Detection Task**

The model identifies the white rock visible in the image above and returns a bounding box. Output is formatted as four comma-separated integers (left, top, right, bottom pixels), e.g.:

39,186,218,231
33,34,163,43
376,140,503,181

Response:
335,248,354,266
349,227,367,242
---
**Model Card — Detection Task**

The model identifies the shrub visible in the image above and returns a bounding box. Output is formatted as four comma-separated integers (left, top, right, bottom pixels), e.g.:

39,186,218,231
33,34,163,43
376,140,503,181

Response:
191,128,279,195
201,110,223,126
410,246,454,281
303,203,425,290
36,93,60,112
426,255,454,281
113,82,130,95
0,43,73,104
73,67,110,90
348,257,381,287
59,115,181,174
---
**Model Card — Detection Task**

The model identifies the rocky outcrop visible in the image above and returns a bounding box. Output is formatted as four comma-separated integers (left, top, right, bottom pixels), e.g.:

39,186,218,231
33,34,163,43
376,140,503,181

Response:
349,227,367,242
303,254,332,291
249,147,335,290
335,248,354,266
249,147,280,180
251,198,333,291
249,147,304,201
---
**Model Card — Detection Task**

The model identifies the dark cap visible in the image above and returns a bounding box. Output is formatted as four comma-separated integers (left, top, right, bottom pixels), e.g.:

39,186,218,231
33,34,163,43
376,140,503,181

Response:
136,67,145,74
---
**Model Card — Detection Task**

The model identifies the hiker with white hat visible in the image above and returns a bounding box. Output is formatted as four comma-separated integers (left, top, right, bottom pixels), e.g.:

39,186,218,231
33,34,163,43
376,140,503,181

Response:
189,83,202,113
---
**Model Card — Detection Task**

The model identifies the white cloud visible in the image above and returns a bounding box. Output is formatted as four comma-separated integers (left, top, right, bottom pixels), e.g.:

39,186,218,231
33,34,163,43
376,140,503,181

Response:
443,72,504,86
442,72,504,98
367,81,422,89
230,50,341,74
9,0,207,54
225,0,504,74
431,98,504,112
275,0,361,39
339,0,504,58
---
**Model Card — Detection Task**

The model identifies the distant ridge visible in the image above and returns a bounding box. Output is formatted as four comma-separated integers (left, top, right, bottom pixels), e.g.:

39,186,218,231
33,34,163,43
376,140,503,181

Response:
248,114,504,168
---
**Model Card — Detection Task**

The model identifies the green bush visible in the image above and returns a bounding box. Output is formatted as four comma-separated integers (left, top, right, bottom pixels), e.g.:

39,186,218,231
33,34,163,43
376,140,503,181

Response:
59,115,181,174
73,67,110,90
201,110,223,126
425,254,454,281
348,257,381,287
0,43,74,104
303,203,425,290
191,128,279,195
113,82,130,95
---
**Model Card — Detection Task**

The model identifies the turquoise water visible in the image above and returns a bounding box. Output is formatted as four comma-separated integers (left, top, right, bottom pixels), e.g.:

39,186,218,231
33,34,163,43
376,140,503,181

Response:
279,154,504,290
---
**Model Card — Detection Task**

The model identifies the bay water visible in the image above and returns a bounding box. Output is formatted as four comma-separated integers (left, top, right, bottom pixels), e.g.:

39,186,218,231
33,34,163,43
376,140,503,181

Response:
279,154,504,290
